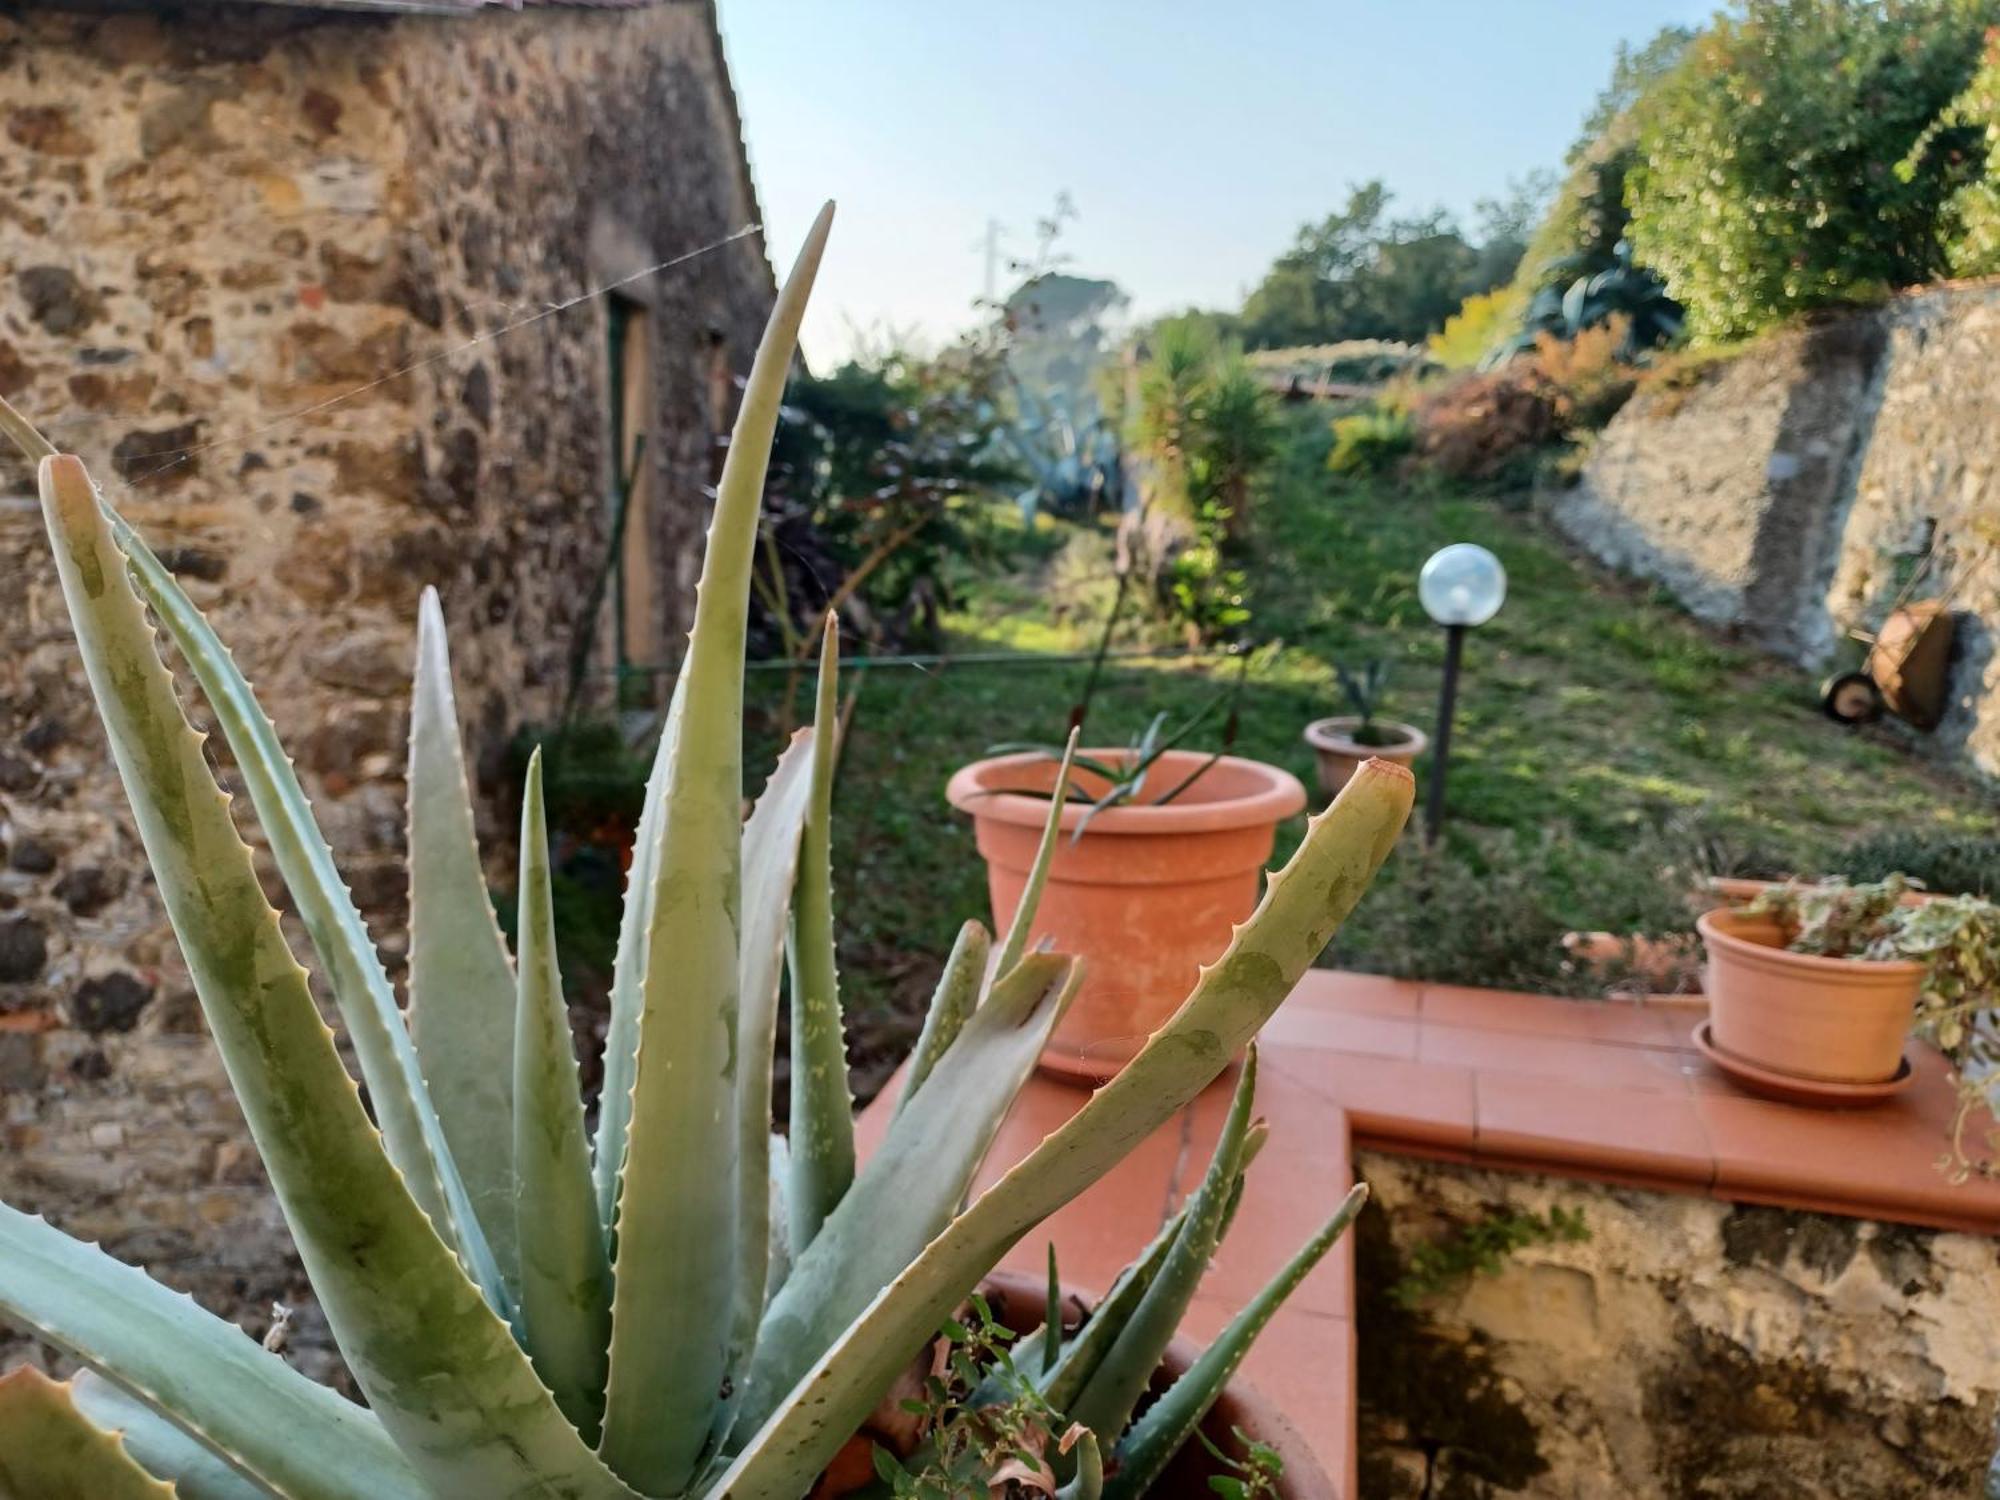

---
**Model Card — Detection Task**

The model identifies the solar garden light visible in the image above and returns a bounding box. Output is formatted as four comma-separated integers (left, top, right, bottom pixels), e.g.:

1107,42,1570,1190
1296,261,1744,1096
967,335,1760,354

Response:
1418,542,1507,845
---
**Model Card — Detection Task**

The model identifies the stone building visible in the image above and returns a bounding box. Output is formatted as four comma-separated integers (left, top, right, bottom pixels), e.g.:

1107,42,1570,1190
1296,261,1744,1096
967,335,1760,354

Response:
0,0,774,1353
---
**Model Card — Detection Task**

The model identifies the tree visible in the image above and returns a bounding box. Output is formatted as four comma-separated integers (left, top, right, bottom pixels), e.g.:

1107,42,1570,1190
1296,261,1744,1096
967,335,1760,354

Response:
1626,0,2000,340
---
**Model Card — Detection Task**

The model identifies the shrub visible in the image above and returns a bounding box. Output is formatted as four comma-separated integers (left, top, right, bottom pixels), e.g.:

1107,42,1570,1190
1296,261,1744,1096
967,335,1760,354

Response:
1529,320,1637,431
1910,29,2000,276
1327,407,1416,477
1428,287,1525,370
1407,367,1564,483
1837,829,2000,897
1626,0,2000,341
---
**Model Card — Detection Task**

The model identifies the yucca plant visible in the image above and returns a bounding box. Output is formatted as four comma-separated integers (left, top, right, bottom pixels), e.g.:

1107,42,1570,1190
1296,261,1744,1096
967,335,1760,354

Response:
0,205,1413,1500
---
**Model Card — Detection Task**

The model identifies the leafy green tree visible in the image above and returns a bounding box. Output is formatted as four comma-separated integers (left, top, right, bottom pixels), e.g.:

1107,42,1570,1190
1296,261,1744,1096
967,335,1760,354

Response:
1626,0,2000,340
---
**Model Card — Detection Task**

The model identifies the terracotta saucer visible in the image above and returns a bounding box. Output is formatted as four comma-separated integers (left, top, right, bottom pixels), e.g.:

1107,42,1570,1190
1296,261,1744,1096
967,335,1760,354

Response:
1692,1021,1914,1108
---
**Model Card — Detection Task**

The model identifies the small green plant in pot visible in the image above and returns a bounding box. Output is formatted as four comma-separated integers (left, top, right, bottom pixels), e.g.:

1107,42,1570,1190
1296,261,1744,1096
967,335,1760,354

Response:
0,208,1413,1498
1700,875,2000,1172
1302,660,1428,798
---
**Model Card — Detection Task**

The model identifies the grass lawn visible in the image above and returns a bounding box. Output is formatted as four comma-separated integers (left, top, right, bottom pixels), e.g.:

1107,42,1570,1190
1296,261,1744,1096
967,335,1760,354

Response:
744,412,1995,1058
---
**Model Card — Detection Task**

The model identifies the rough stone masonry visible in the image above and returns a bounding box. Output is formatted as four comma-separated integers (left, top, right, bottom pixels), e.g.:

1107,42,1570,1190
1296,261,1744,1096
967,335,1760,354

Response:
0,0,772,1361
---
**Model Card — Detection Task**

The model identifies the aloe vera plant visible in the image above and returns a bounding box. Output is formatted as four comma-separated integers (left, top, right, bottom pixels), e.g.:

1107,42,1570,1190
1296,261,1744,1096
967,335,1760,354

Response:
0,204,1413,1499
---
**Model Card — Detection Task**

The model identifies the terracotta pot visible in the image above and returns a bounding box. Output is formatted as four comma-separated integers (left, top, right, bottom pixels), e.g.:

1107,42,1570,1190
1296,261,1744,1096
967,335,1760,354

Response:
945,749,1307,1083
1697,908,1924,1085
816,1270,1335,1500
1302,716,1426,796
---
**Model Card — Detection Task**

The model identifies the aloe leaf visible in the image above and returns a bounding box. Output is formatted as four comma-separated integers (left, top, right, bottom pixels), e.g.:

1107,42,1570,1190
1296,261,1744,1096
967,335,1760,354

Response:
34,456,635,1500
1042,1244,1063,1375
1068,1049,1259,1441
1037,1208,1184,1416
766,1131,795,1304
729,730,819,1425
993,730,1080,980
514,749,613,1440
744,956,1080,1440
0,392,57,463
102,501,495,1302
71,1374,273,1500
1104,1184,1369,1500
0,1202,419,1500
787,624,853,1256
705,760,1411,1500
407,586,521,1298
599,202,834,1496
1217,1122,1269,1243
0,1367,176,1500
592,674,680,1233
740,953,1079,1433
894,919,990,1116
1054,1430,1102,1500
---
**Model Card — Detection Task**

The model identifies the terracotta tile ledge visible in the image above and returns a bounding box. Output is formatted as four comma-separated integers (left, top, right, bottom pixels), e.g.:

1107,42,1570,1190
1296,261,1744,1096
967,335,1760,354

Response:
856,968,2000,1500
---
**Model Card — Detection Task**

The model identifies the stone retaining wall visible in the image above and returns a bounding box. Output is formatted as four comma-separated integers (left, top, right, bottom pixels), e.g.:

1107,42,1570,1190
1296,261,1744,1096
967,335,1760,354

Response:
1553,285,2000,780
1357,1151,2000,1499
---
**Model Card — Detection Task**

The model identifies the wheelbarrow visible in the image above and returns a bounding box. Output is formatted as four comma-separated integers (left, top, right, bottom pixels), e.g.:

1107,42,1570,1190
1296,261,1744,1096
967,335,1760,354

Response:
1819,537,1976,730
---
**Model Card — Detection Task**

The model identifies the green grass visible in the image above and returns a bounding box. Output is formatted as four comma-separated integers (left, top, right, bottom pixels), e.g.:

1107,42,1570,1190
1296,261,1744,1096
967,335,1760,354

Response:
745,412,1994,1025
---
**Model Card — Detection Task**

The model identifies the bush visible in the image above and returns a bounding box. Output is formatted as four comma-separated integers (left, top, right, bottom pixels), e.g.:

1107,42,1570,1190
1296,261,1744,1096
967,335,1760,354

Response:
1427,287,1525,371
1626,0,2000,341
1327,407,1416,477
1913,30,2000,276
1837,830,2000,898
1331,833,1704,997
1529,320,1637,431
1407,367,1564,482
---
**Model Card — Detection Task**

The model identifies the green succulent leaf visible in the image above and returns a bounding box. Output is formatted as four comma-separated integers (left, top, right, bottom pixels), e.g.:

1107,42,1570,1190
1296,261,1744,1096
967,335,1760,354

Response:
1104,1184,1369,1500
993,731,1080,980
0,1201,419,1500
706,761,1412,1500
1068,1049,1260,1442
407,585,522,1303
894,919,991,1116
1055,1429,1103,1500
34,454,634,1500
599,202,833,1496
513,749,614,1441
593,675,678,1235
730,728,820,1429
742,952,1080,1433
1036,1209,1184,1417
71,1374,273,1500
0,1367,176,1500
103,501,497,1303
787,623,854,1257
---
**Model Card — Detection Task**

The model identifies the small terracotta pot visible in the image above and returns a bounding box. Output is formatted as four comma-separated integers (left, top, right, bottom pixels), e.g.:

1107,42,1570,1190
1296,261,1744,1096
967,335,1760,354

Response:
1698,908,1924,1085
1302,716,1427,796
808,1272,1328,1500
945,749,1307,1083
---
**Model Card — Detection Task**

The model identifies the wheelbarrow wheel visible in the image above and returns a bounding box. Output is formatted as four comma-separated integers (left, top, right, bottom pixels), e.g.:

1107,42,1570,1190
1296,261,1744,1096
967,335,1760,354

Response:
1821,671,1885,725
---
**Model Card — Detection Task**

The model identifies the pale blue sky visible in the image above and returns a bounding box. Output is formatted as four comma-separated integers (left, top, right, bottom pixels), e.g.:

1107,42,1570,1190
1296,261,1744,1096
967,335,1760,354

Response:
720,1,1713,362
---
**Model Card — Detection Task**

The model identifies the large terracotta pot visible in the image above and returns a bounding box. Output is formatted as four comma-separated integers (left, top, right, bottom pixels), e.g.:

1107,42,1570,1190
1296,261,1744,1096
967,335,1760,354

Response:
818,1271,1334,1498
1698,908,1924,1084
1302,716,1427,796
946,749,1307,1083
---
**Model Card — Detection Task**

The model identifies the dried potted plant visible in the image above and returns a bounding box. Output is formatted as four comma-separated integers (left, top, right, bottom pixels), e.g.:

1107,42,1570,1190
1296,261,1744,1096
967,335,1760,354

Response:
948,678,1308,1085
0,210,1413,1499
1699,877,2000,1159
1302,660,1427,796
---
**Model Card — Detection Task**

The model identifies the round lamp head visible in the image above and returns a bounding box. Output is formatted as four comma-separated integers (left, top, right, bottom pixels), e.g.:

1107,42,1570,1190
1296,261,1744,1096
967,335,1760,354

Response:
1419,543,1507,627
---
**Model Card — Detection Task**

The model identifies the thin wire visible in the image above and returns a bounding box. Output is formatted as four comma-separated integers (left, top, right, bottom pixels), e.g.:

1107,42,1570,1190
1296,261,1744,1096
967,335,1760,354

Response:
108,222,763,495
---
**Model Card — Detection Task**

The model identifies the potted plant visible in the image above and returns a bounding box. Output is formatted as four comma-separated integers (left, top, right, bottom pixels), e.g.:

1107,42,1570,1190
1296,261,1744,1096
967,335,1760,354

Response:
1699,877,2000,1154
1302,660,1427,796
0,213,1414,1498
948,694,1308,1085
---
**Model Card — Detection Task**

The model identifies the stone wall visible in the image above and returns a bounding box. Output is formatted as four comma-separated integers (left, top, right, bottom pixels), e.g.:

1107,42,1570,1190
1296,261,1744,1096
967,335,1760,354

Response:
1552,286,2000,780
0,0,770,1354
1356,1151,2000,1499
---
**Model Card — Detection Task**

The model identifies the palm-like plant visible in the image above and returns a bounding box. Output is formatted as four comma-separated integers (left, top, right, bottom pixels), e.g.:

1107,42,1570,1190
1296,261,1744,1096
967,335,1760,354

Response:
0,206,1413,1499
